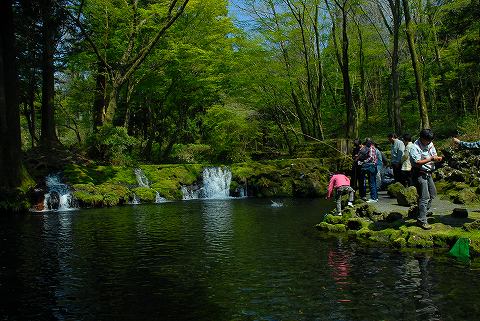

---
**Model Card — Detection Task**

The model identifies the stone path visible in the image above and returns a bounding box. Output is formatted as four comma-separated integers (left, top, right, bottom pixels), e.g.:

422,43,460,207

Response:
371,191,480,220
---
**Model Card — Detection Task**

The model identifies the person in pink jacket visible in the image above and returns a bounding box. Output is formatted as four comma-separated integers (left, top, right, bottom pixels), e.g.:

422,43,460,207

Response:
326,172,355,215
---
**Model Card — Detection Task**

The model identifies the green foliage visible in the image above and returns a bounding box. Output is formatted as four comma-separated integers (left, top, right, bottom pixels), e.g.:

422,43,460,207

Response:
169,144,213,164
86,126,138,165
203,104,260,163
132,187,156,202
73,183,130,207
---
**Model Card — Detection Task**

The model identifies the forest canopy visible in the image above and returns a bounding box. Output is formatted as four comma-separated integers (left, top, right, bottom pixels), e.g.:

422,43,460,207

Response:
1,0,479,179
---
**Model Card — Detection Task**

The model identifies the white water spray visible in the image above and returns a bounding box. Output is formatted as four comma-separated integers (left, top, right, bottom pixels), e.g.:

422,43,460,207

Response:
134,168,149,187
182,167,232,200
42,174,76,211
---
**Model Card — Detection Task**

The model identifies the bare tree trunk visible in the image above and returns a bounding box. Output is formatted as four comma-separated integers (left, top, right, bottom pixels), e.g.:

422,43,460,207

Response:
403,0,430,129
39,0,60,146
326,0,356,138
0,0,23,191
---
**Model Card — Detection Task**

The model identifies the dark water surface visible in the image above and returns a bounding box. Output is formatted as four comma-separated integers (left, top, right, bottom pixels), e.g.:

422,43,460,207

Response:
1,198,480,321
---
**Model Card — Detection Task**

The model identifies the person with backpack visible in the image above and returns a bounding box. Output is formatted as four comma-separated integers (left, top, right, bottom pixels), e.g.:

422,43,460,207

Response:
358,138,378,203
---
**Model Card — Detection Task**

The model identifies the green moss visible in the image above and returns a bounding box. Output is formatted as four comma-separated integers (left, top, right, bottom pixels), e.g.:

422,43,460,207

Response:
451,188,479,204
73,183,130,207
387,182,404,198
407,232,434,248
73,190,104,207
392,237,407,248
315,222,347,233
356,228,372,239
132,187,156,202
369,229,403,244
324,214,345,225
463,220,480,232
346,218,369,230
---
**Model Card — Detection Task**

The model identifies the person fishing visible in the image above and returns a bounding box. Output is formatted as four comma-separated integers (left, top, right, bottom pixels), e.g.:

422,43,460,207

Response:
410,129,443,230
452,137,480,149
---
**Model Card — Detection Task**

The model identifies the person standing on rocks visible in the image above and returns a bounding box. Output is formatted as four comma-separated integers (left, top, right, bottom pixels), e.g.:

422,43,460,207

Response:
452,137,480,149
401,133,414,186
388,133,405,184
326,172,355,216
410,129,443,230
358,138,378,203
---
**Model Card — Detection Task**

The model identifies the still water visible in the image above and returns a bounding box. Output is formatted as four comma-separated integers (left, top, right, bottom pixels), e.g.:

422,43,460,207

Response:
1,198,480,321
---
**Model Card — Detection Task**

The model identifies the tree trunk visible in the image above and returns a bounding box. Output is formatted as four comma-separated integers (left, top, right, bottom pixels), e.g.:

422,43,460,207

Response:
39,0,59,146
391,0,402,134
326,0,356,138
93,62,107,128
340,5,356,138
0,0,23,191
403,0,430,129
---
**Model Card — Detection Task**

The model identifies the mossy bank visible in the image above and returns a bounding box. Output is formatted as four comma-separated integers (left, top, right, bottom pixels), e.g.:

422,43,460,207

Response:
316,203,480,257
57,158,335,208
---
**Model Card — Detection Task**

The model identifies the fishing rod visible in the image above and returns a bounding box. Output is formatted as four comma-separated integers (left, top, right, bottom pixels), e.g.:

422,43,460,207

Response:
287,126,352,159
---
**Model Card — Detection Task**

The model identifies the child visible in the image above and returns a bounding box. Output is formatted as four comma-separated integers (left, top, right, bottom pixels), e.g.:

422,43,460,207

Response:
326,172,355,215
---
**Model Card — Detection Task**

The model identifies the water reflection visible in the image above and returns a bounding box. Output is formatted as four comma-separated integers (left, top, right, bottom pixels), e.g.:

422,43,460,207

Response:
201,200,233,257
1,199,480,320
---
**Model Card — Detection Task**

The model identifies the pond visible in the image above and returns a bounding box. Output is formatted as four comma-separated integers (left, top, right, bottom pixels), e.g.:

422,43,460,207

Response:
1,198,480,320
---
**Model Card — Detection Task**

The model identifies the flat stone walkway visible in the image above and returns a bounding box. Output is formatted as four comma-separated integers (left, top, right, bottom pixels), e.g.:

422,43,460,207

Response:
371,191,480,220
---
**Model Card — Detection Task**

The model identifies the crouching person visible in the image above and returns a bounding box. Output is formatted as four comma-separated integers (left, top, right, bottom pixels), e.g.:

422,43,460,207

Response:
327,172,355,216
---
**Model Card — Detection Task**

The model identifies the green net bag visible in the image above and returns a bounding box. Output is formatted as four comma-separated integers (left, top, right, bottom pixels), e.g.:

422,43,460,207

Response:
449,238,470,258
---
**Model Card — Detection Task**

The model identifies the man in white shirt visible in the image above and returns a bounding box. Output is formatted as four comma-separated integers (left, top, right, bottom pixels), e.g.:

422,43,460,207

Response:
410,129,443,230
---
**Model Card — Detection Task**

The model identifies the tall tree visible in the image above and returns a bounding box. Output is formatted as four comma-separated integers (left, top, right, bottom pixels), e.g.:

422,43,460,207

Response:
69,0,190,126
39,0,62,146
326,0,357,138
0,0,23,191
402,0,429,129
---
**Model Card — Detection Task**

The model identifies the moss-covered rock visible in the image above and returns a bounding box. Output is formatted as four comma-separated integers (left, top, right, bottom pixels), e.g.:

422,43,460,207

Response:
231,158,330,198
392,237,407,248
407,232,434,248
132,187,156,202
346,218,369,230
387,182,404,198
315,222,347,233
384,211,407,222
397,186,418,206
73,183,130,207
451,188,479,204
463,220,480,232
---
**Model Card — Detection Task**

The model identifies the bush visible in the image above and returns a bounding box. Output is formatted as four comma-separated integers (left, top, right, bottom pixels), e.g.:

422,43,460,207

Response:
169,144,213,163
86,125,138,165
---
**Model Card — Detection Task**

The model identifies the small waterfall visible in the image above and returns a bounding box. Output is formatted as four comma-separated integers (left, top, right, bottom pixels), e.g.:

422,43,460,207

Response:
134,168,149,187
202,167,232,199
155,192,167,203
43,174,76,211
130,193,140,205
182,167,232,200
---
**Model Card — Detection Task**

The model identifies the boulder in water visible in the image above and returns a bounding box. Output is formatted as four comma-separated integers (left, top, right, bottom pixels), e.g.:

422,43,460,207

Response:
47,191,60,210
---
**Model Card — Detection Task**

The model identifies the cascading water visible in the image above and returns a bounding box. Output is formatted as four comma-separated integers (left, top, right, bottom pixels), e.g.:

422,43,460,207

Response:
43,173,76,211
182,167,232,200
155,192,167,203
134,168,149,187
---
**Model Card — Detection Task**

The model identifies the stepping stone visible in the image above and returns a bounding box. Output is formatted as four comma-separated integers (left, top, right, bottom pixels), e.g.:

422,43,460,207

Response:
452,208,468,218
